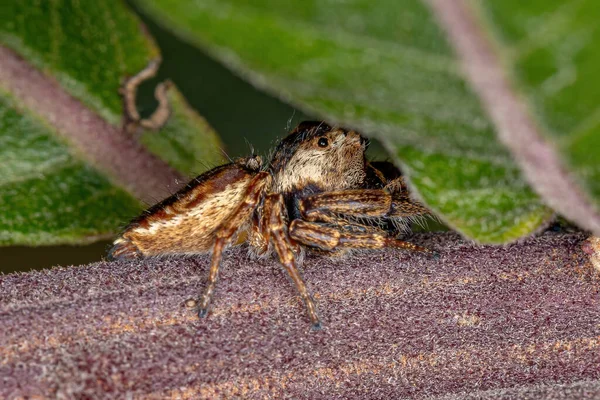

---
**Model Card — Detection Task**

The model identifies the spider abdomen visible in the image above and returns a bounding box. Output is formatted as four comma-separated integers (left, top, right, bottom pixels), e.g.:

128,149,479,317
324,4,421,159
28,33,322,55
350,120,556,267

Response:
109,161,259,259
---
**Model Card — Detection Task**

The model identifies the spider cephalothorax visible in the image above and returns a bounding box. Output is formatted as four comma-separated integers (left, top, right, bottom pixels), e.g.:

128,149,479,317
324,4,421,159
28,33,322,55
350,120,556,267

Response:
109,121,435,329
270,121,368,193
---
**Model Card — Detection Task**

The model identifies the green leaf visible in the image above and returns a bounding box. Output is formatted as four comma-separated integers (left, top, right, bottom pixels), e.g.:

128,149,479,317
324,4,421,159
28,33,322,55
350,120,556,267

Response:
0,93,140,245
140,87,225,176
136,0,553,243
1,0,157,125
478,0,600,233
0,0,224,245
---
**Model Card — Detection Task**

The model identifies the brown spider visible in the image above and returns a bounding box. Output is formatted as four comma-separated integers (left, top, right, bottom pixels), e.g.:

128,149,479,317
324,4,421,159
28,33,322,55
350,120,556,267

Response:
109,121,435,329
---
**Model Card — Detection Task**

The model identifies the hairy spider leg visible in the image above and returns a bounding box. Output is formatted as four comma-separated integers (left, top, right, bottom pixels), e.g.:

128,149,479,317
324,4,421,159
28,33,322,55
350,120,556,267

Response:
385,177,432,217
297,190,436,256
197,172,270,317
382,175,409,192
253,200,273,256
300,189,430,221
247,211,269,255
264,194,321,329
300,190,391,221
290,220,432,253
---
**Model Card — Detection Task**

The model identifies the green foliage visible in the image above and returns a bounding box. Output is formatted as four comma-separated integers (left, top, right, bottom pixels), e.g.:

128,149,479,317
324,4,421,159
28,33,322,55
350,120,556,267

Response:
0,94,141,245
140,88,224,176
0,0,224,245
481,0,600,206
1,0,157,124
137,0,553,242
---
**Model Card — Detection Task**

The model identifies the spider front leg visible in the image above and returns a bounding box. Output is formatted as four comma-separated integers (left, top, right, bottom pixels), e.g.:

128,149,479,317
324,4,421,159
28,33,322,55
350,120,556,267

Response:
296,190,437,256
263,194,321,329
299,189,431,221
196,172,270,318
289,220,434,255
385,177,432,218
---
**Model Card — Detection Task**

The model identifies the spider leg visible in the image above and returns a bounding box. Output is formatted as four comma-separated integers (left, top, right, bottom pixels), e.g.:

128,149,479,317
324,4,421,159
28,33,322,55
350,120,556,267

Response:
388,192,431,218
290,219,435,255
300,190,389,221
264,194,321,329
197,172,270,318
198,236,225,318
299,189,430,221
247,211,269,256
385,176,431,217
383,176,409,192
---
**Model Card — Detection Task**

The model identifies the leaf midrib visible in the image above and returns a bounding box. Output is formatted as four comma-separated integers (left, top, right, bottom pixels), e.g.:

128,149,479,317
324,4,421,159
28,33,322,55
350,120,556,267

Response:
0,45,185,204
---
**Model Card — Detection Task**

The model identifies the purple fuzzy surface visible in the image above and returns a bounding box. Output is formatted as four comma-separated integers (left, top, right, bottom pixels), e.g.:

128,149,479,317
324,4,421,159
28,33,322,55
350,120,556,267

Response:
1,232,599,399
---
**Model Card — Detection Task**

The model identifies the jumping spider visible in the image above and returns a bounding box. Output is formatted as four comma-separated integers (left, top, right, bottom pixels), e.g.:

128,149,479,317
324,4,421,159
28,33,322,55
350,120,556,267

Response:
109,121,435,329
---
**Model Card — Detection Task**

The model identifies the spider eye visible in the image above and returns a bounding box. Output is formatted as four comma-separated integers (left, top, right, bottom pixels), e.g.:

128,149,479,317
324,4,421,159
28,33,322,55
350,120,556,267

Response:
317,137,329,148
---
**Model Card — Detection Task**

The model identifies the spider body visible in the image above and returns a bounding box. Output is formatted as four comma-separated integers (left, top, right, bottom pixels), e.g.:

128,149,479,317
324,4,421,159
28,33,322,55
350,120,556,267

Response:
109,121,434,328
